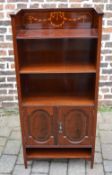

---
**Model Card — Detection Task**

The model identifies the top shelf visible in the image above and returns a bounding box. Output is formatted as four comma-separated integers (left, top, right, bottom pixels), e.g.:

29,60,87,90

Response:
16,29,98,39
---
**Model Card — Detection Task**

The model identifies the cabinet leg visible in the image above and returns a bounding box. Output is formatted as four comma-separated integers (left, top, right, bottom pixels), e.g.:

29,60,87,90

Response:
24,158,27,169
22,146,27,168
91,157,94,169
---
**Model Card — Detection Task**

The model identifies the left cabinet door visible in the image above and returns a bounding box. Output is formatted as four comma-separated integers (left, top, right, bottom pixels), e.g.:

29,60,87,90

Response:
23,107,55,145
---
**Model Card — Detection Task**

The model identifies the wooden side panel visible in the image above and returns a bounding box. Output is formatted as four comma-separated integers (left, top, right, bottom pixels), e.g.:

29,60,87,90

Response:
10,15,28,168
23,107,55,145
58,107,94,145
91,15,103,168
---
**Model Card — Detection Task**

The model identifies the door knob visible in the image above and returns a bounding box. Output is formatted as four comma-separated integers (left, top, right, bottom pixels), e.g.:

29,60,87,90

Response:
58,122,63,133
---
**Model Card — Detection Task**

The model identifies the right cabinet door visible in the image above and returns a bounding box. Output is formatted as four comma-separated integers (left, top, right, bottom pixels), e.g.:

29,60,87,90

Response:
58,107,94,145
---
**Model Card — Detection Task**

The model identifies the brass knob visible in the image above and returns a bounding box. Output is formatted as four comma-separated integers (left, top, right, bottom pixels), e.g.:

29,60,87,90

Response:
58,122,63,133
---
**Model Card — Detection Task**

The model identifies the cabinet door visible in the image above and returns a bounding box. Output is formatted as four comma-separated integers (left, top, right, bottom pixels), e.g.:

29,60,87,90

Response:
58,107,93,145
23,107,54,145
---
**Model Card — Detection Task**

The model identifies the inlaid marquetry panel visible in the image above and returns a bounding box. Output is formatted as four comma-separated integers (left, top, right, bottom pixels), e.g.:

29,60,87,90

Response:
22,10,93,29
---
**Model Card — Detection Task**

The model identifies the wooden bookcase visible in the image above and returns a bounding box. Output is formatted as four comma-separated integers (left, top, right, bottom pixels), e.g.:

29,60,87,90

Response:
10,8,103,168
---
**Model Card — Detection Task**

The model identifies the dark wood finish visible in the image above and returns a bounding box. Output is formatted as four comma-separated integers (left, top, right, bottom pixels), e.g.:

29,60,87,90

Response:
17,39,97,73
91,14,103,169
20,73,95,106
58,107,93,145
23,107,54,145
16,29,98,39
19,64,96,74
10,8,103,169
22,96,94,107
26,148,91,159
17,38,97,73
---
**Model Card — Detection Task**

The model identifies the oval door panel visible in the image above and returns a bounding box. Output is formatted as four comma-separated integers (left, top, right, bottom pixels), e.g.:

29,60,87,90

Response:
29,110,52,142
64,109,87,143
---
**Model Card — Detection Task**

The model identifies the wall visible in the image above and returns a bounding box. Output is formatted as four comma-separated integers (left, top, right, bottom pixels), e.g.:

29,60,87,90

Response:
0,0,112,108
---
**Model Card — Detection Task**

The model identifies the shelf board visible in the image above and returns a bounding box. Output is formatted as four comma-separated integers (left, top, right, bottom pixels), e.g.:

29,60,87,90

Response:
22,95,94,106
19,63,96,74
16,29,98,39
26,148,91,160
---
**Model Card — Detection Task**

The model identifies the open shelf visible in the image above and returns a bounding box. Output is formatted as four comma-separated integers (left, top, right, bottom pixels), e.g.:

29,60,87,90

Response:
17,39,97,73
22,95,94,106
19,63,96,74
16,29,98,39
21,73,95,106
26,148,91,159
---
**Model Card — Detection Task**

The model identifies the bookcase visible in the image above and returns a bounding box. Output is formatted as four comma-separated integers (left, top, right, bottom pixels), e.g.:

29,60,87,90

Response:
10,8,103,168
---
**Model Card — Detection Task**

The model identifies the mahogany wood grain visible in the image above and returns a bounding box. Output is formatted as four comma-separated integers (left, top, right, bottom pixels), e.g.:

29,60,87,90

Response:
16,29,98,39
19,63,96,74
17,38,97,72
26,148,91,159
20,74,95,98
23,107,55,145
58,107,93,145
91,15,103,168
10,12,28,168
10,8,103,17
10,8,103,168
22,95,94,107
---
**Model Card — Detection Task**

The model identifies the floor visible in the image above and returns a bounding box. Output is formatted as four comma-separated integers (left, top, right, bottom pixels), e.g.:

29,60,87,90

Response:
0,111,112,175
